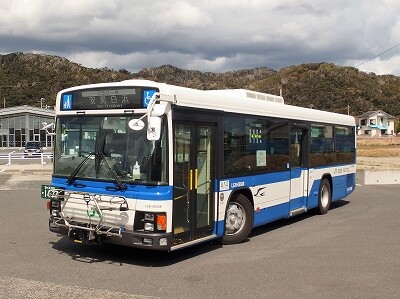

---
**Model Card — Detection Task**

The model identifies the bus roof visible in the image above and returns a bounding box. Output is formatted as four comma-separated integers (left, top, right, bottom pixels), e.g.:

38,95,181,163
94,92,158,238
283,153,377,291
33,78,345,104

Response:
154,81,354,127
56,79,355,126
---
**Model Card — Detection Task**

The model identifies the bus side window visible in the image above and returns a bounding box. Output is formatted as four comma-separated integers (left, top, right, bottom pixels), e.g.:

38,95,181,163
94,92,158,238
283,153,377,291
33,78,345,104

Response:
224,117,246,175
266,123,289,172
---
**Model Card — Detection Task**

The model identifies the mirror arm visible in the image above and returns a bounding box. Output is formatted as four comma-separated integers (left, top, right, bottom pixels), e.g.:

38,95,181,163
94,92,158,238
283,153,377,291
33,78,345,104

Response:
146,92,160,126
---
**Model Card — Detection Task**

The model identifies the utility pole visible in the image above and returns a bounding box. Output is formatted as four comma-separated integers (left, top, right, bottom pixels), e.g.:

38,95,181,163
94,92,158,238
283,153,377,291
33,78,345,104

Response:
0,85,16,108
347,105,351,115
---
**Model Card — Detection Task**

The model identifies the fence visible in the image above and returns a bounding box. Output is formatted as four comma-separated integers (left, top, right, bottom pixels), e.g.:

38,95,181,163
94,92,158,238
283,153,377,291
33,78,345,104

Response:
0,151,53,165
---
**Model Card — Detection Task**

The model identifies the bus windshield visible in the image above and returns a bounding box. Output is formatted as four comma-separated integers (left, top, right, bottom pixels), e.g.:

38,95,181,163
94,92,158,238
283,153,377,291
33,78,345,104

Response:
54,115,167,185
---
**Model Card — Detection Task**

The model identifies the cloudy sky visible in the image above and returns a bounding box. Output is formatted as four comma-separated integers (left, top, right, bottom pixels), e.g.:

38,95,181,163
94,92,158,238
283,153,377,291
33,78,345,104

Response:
1,0,399,75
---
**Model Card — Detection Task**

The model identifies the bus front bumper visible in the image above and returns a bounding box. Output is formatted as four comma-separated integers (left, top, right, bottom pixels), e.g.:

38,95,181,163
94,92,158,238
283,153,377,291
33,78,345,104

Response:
49,217,173,251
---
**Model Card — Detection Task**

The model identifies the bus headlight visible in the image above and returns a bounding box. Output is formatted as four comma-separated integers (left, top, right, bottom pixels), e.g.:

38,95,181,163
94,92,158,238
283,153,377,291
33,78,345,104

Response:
134,211,167,233
48,200,61,217
144,213,154,221
144,222,154,232
143,237,153,245
159,238,168,246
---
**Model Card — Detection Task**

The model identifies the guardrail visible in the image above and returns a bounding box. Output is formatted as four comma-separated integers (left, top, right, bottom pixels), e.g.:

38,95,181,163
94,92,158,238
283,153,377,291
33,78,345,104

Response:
0,152,54,165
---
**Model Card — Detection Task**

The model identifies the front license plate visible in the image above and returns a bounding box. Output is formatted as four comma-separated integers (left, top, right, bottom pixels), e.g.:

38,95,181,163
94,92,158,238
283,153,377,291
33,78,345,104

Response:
41,185,57,199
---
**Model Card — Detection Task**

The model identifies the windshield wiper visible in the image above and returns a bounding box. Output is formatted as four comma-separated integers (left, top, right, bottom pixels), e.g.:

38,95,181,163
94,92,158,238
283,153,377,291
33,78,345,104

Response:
98,151,127,190
67,151,127,190
67,152,94,185
95,131,127,190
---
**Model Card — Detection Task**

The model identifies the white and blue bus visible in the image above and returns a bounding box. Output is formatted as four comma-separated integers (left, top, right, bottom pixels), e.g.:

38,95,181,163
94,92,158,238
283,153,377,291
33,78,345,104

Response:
43,80,356,250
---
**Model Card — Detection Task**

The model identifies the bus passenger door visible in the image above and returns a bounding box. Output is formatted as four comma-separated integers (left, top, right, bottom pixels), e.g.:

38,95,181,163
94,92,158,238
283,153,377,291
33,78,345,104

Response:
173,122,215,245
289,125,309,215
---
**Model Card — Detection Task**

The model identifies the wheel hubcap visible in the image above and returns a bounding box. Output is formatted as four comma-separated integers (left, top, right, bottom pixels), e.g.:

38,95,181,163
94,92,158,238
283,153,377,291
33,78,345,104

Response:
321,185,329,208
225,203,246,235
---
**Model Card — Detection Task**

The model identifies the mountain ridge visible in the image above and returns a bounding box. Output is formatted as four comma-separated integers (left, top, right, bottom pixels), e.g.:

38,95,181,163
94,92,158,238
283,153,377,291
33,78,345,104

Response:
1,52,399,117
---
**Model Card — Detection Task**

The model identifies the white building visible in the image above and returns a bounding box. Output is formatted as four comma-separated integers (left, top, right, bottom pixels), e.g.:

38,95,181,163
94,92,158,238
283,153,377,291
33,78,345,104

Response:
356,110,396,137
0,105,55,147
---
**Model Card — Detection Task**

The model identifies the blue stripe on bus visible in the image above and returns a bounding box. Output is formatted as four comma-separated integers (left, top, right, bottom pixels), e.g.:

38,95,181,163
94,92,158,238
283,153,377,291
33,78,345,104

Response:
216,174,356,236
51,177,173,200
215,171,356,237
332,172,355,201
290,195,307,211
214,201,294,237
219,170,302,192
214,220,225,237
307,172,356,209
253,202,290,227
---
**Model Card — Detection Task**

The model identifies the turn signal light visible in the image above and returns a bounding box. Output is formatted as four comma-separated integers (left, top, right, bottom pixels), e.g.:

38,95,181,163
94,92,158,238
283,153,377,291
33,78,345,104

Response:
157,214,167,231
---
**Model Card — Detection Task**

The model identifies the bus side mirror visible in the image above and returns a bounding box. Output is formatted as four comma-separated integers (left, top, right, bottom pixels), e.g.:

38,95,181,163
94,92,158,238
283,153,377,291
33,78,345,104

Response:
147,117,162,141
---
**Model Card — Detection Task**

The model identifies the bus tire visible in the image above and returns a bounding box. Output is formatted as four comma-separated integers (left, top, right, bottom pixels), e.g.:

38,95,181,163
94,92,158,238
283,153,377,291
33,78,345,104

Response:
318,178,331,215
222,194,253,245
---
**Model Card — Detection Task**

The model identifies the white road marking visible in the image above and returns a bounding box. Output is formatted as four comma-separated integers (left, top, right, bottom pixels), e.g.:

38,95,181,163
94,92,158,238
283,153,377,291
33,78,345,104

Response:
0,276,158,299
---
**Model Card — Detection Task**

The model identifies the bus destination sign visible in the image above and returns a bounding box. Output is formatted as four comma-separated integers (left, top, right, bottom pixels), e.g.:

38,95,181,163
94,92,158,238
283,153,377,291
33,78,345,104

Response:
61,87,158,110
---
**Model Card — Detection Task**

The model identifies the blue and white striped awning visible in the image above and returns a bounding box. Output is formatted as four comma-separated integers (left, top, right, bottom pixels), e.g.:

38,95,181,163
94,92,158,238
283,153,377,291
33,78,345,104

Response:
369,124,386,130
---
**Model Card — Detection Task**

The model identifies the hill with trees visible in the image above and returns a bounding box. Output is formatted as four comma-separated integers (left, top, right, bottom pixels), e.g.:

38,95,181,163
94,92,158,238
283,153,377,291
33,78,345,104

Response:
1,52,400,117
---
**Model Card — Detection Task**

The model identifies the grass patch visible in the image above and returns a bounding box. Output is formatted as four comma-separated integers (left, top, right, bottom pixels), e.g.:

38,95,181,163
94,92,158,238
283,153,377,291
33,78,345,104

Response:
357,137,400,157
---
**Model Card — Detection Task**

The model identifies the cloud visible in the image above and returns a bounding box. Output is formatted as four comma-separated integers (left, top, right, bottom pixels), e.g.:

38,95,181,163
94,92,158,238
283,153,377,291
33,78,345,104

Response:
0,0,399,75
0,0,12,11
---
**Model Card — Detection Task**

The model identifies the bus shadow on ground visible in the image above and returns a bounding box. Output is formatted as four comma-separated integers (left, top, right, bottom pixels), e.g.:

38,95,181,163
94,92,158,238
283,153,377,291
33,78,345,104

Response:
50,236,222,267
50,200,349,266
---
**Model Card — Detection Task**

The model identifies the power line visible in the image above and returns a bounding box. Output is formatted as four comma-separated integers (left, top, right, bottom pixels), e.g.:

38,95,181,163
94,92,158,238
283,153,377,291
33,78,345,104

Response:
355,43,400,67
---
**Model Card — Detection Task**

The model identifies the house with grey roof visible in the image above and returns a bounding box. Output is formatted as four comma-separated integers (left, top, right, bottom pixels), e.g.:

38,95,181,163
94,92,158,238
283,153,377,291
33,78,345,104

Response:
356,110,396,137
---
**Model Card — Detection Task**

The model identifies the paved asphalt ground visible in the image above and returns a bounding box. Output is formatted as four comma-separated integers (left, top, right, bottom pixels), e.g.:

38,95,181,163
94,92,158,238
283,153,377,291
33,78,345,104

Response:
0,169,399,298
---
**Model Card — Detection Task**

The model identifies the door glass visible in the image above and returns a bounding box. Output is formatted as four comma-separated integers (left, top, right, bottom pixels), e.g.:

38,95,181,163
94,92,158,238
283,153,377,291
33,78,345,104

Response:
173,124,191,236
196,126,211,229
290,128,303,168
173,122,214,244
289,127,308,211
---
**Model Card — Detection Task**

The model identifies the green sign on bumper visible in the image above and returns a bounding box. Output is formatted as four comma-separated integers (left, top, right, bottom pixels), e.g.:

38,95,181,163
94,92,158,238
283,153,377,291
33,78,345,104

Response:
41,185,57,199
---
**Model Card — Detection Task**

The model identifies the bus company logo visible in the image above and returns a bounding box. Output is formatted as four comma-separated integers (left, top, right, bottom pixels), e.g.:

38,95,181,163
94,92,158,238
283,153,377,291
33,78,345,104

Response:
143,89,157,107
254,187,266,197
220,180,229,191
62,94,73,110
87,206,101,218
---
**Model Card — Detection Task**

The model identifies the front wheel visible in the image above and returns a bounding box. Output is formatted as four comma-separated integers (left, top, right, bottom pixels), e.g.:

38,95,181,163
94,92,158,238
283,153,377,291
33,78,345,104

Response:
222,194,253,245
318,178,331,215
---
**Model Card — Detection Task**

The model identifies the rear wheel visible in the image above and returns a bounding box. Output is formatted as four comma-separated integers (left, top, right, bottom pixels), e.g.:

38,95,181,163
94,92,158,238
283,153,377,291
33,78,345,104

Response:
222,194,253,245
318,178,331,214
